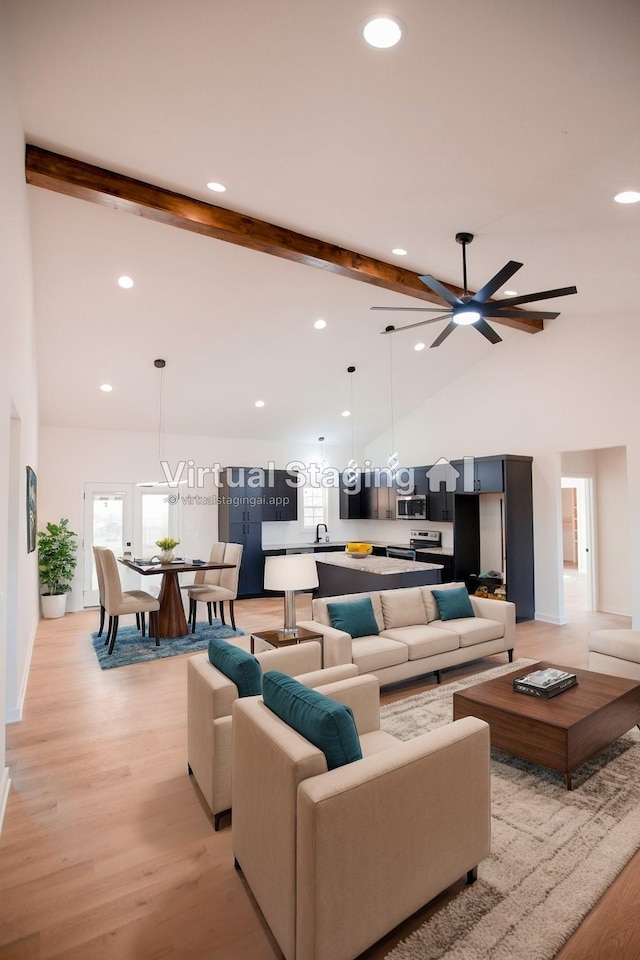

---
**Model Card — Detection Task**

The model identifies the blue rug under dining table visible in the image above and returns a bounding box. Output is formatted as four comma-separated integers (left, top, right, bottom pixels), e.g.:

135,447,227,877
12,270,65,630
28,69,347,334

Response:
90,620,245,669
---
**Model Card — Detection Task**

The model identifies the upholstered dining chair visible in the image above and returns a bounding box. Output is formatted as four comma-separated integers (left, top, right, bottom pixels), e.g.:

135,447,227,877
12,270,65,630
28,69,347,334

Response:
92,545,107,638
188,542,243,632
186,542,226,628
99,549,160,655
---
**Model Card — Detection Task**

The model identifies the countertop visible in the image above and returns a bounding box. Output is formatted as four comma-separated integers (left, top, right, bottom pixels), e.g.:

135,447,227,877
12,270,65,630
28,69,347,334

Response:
263,540,454,557
312,551,444,575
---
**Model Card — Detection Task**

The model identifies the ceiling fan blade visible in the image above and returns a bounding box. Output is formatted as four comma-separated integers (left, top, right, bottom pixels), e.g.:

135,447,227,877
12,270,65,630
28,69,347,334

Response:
474,317,503,344
370,306,452,312
380,314,452,334
472,261,523,303
489,285,578,308
430,319,458,348
487,308,560,321
418,275,462,309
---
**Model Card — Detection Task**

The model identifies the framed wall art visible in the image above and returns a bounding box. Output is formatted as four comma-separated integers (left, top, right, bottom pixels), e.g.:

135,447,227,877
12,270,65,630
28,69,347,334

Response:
26,465,37,554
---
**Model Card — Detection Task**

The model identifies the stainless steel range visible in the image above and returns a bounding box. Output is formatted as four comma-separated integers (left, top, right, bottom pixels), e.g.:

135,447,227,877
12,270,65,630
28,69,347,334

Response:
409,529,442,550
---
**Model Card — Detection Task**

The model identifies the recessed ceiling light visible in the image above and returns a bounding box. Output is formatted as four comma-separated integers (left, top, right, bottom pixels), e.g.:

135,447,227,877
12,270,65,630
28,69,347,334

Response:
100,383,113,392
255,400,265,408
363,16,403,48
342,410,351,417
504,289,518,296
314,318,327,329
392,248,408,256
117,275,134,289
614,190,640,204
207,181,227,193
414,342,425,351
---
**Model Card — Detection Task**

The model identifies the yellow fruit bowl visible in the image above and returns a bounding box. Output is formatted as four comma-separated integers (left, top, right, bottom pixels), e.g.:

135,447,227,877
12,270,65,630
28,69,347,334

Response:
345,542,373,558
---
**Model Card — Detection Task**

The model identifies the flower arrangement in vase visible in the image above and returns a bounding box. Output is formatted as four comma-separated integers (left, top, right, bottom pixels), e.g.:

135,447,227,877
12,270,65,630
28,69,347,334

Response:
155,537,180,563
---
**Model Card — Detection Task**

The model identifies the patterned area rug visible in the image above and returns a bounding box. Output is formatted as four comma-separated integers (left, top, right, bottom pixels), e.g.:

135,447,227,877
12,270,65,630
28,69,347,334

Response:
380,659,640,960
91,620,245,669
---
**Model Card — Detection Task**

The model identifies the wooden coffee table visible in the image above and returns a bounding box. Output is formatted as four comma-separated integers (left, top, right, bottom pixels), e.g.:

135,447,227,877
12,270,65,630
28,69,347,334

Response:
453,661,640,789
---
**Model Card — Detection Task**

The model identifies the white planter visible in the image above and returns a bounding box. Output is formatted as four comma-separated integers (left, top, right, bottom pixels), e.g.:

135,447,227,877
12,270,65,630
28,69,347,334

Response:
41,593,67,619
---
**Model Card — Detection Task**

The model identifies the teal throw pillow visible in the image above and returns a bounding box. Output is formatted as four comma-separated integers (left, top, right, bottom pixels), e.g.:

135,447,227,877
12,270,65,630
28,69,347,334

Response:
208,638,262,697
326,596,379,638
262,671,362,770
432,586,475,622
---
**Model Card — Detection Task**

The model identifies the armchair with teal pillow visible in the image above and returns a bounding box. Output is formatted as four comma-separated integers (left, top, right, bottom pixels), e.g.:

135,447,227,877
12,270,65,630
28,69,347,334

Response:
207,637,262,697
432,585,475,621
262,670,362,770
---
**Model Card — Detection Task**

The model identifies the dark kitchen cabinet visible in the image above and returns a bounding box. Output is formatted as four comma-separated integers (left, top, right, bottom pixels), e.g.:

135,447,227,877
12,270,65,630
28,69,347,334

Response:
261,469,299,522
339,473,365,519
414,463,454,522
452,456,504,494
220,467,263,522
228,521,264,596
362,469,397,520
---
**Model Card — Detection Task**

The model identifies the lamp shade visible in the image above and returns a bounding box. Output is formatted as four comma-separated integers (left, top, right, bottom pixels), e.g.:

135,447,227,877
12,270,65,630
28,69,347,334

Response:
264,554,319,592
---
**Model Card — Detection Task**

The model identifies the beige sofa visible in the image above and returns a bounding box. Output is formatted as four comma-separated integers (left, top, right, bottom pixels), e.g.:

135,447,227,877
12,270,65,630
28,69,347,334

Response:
298,582,515,688
232,672,491,960
187,640,358,827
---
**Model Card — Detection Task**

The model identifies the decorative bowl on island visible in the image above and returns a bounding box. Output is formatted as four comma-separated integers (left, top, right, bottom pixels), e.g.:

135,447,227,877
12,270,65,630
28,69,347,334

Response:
345,542,373,558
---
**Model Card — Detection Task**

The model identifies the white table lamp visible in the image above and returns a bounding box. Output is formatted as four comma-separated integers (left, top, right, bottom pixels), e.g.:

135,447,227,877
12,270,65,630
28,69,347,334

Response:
263,554,319,634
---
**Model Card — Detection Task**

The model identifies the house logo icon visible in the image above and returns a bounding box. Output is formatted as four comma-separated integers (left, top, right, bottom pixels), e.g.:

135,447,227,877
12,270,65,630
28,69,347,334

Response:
424,456,476,493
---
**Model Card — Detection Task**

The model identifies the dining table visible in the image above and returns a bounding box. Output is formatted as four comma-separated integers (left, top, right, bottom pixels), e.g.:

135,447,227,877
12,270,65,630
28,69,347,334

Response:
118,557,235,639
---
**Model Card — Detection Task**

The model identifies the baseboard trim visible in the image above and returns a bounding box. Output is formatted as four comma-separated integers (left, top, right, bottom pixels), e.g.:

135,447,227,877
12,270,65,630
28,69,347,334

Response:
0,767,10,835
535,613,568,625
5,614,39,725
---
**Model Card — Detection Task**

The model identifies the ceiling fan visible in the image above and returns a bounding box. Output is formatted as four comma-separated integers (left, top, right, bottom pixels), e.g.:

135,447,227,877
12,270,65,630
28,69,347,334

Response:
373,232,577,348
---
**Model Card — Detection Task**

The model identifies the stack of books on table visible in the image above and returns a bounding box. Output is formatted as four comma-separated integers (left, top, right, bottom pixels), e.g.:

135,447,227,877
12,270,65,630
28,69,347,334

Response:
513,667,577,699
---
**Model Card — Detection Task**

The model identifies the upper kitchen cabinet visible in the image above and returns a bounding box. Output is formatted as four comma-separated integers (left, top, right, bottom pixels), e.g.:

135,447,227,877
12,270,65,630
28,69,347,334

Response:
452,456,505,494
339,473,365,519
261,469,299,522
218,467,263,523
362,469,397,520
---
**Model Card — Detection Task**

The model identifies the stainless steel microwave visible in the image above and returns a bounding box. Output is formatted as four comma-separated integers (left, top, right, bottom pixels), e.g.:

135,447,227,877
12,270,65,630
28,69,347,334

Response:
396,495,427,520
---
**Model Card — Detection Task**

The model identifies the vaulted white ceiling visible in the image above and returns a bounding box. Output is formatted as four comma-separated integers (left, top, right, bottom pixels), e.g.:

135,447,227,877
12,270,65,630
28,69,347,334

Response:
7,0,640,445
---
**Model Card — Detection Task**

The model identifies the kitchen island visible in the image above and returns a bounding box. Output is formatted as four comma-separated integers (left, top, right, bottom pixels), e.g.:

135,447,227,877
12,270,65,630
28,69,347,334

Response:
313,551,443,598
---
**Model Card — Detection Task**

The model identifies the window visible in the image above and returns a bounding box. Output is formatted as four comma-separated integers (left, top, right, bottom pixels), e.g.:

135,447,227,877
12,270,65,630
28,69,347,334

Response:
301,484,327,532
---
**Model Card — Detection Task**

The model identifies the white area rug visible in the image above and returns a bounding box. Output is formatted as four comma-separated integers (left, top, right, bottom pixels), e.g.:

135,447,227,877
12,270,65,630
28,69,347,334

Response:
380,659,640,960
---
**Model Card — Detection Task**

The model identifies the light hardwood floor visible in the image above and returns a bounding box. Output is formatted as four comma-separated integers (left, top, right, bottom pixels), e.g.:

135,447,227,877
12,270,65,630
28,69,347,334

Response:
1,590,639,960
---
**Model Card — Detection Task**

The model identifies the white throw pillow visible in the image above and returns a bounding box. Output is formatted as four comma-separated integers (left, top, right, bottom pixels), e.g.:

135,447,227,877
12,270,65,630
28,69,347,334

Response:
380,588,428,629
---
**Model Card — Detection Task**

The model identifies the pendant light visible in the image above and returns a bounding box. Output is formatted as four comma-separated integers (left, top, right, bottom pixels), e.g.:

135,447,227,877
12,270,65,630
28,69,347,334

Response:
385,329,399,477
317,436,327,471
345,365,359,484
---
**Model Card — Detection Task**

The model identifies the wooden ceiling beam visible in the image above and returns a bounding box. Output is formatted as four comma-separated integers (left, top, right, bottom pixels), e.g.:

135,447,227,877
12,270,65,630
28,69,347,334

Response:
25,145,542,335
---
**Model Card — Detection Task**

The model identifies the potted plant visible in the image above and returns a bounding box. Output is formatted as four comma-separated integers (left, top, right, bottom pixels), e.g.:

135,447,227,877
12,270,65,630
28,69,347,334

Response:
155,537,180,563
37,518,78,618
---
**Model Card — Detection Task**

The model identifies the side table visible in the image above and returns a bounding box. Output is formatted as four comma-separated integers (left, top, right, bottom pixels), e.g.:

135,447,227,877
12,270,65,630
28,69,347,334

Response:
251,626,324,665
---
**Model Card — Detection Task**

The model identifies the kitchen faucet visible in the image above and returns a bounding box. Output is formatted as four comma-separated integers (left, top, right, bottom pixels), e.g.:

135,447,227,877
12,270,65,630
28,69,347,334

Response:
315,523,328,543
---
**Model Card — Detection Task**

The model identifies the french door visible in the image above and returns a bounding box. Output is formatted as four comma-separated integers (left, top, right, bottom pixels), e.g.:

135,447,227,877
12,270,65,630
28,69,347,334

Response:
83,482,179,607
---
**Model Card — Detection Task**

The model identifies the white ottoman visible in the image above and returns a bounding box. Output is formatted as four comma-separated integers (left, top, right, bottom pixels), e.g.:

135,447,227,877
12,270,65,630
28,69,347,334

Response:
588,629,640,681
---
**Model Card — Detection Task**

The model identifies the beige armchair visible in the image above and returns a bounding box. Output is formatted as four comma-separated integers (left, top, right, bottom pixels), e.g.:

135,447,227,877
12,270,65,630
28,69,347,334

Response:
188,541,243,631
187,641,358,829
232,674,491,960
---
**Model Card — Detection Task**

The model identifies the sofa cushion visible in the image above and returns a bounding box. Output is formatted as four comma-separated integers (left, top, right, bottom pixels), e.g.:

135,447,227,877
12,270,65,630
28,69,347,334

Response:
262,670,362,770
208,638,262,697
351,635,409,673
313,592,385,632
421,583,466,622
436,617,505,647
380,587,427,629
327,596,379,639
432,586,475,622
380,624,460,660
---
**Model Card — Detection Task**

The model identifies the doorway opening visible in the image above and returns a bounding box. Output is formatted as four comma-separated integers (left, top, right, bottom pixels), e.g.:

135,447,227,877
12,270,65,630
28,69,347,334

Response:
561,476,595,613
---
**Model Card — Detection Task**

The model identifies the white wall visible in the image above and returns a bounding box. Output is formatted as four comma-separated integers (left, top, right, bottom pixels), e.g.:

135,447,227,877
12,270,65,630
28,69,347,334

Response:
0,12,41,828
595,447,629,615
364,311,640,626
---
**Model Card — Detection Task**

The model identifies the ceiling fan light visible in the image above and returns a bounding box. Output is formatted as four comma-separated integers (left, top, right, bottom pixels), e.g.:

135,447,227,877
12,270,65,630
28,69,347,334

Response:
453,308,481,326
